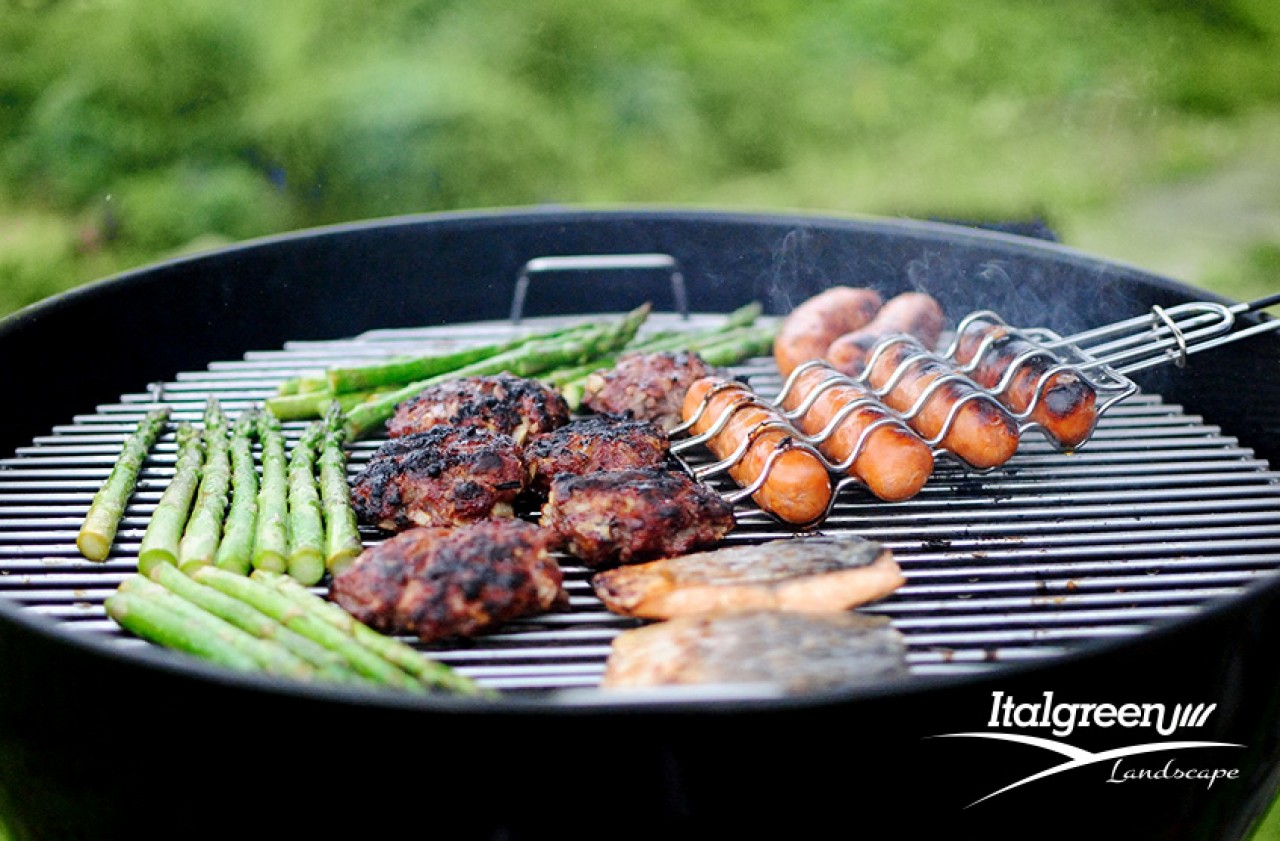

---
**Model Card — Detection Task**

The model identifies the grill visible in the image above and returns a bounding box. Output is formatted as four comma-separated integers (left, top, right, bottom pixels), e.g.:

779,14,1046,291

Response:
8,310,1280,694
1,208,1277,839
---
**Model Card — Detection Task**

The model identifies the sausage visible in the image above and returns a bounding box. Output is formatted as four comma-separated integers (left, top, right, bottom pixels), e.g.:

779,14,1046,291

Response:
866,339,1020,469
682,377,833,526
952,316,1099,449
826,291,946,377
774,286,883,378
780,365,934,502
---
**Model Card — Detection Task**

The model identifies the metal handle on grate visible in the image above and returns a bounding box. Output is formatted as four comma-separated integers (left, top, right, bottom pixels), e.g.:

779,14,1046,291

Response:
1046,292,1280,375
509,253,690,324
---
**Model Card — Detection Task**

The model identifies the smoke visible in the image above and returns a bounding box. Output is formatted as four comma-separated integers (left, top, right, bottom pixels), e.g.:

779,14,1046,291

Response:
761,227,824,314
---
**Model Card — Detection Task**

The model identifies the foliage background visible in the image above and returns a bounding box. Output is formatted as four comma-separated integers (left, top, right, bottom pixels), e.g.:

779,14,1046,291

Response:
1,0,1279,319
1,1,1280,837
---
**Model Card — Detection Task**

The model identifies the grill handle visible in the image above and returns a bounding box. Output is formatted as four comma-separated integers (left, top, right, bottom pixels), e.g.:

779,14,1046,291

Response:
509,253,689,323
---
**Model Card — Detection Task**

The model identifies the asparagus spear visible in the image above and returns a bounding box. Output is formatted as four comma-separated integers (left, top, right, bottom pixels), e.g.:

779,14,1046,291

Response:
252,410,289,573
212,409,260,575
344,303,651,439
538,302,766,389
276,375,329,397
269,322,596,399
253,570,491,697
326,338,526,396
323,321,600,395
263,386,394,423
111,574,314,678
137,423,204,576
319,405,363,574
106,588,259,673
695,323,779,366
560,379,591,413
146,563,360,683
178,400,232,571
189,565,425,692
286,421,327,586
76,407,171,562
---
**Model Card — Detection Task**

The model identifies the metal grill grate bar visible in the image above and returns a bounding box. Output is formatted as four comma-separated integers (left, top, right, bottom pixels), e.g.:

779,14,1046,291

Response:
1,312,1279,696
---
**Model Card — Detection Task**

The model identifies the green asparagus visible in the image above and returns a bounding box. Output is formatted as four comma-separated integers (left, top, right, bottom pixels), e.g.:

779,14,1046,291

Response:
212,409,260,575
253,570,491,697
695,323,779,366
325,337,526,396
190,565,425,691
76,407,170,562
537,301,767,390
263,386,394,422
106,589,259,673
319,404,363,574
146,563,360,683
321,321,601,395
269,321,596,400
286,421,326,586
111,574,314,678
252,410,289,573
178,400,232,571
344,303,652,439
275,375,329,397
137,423,204,576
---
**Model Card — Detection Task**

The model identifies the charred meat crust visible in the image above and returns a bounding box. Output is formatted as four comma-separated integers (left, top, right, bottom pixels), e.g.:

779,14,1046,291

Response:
330,519,568,643
581,351,721,432
539,467,736,568
524,414,670,494
387,373,570,444
350,425,526,530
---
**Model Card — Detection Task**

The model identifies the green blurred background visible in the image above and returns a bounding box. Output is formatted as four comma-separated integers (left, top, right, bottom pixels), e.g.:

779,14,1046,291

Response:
1,0,1279,837
2,0,1279,320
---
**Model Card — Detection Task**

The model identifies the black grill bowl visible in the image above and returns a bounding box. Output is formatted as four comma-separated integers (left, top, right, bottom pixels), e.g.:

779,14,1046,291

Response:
1,208,1278,840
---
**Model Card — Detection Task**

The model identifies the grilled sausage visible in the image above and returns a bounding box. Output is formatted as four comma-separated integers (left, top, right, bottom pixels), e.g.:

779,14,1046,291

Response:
866,339,1020,469
774,286,883,377
826,291,946,376
780,365,934,501
952,316,1099,449
682,377,833,526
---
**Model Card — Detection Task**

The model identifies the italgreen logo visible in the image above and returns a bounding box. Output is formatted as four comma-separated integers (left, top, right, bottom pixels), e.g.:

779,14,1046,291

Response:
929,691,1243,807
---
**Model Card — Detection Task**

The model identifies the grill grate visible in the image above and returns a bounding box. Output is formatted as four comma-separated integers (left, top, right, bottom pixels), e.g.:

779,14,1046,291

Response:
2,312,1280,695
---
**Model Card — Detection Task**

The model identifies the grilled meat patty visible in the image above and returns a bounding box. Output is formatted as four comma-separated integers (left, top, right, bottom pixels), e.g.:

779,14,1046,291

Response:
590,534,904,619
602,610,909,694
387,373,570,444
581,351,721,432
540,467,735,568
330,519,568,643
524,414,670,495
351,425,526,530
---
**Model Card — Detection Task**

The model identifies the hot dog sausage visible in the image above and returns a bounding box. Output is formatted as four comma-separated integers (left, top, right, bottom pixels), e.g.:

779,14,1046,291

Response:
866,339,1020,469
780,365,935,502
826,291,946,377
774,286,883,378
952,316,1099,449
683,377,833,526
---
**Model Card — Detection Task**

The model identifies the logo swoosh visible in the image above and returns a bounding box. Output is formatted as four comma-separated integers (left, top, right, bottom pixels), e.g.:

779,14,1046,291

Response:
927,732,1243,807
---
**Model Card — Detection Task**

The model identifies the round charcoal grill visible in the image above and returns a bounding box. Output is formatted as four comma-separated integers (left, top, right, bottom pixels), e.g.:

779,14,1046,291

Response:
0,209,1278,839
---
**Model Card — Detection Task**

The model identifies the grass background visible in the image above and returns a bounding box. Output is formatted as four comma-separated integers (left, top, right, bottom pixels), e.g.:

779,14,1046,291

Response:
1,1,1280,837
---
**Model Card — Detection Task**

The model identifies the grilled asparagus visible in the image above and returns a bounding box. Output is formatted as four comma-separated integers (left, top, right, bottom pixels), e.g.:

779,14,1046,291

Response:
76,407,170,562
